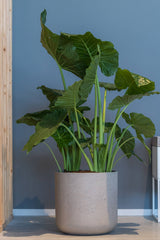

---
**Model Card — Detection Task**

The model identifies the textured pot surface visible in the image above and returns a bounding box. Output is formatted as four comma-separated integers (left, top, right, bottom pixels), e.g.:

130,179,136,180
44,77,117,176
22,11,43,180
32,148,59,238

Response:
55,172,118,235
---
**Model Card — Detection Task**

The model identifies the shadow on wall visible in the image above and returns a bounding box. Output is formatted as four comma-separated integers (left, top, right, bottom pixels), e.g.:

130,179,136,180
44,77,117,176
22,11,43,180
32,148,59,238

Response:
16,197,44,209
3,216,139,237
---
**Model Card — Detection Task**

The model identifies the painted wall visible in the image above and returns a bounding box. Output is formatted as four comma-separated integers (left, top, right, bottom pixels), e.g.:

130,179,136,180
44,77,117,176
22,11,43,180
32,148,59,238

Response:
13,0,160,209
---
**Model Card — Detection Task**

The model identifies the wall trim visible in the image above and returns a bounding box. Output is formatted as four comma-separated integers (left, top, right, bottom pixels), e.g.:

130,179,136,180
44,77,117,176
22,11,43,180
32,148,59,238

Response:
118,209,152,216
13,209,152,217
13,209,56,216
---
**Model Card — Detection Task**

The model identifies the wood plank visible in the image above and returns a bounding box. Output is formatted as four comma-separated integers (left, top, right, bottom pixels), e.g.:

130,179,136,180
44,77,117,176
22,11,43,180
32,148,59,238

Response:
0,0,4,230
0,0,13,232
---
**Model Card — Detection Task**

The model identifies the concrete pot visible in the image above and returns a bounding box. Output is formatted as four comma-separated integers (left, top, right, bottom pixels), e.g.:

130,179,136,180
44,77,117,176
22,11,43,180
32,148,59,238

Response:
55,171,118,235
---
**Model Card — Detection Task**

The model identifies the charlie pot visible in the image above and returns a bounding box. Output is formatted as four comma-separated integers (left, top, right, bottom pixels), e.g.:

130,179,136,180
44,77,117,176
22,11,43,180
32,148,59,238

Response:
55,171,118,235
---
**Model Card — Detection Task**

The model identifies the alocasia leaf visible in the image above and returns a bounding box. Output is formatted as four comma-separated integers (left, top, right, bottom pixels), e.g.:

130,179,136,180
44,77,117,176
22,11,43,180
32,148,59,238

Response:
122,112,155,138
99,82,118,91
55,80,82,109
108,92,159,110
23,108,67,153
40,10,118,79
52,126,73,149
115,68,155,94
16,110,51,126
55,55,100,109
37,85,64,106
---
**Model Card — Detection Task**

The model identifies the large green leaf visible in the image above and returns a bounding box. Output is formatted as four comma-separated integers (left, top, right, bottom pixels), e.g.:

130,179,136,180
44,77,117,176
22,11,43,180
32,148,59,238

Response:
135,132,151,158
77,106,90,113
114,68,155,94
52,126,73,149
55,80,82,109
122,112,155,159
40,10,118,78
99,82,118,91
16,110,50,126
108,92,159,110
115,128,135,158
122,112,155,138
55,55,100,109
128,73,155,95
23,108,67,153
79,55,100,100
37,85,64,106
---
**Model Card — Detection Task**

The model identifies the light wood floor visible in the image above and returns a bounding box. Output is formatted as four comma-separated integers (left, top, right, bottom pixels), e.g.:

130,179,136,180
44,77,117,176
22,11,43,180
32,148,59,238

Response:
0,216,160,240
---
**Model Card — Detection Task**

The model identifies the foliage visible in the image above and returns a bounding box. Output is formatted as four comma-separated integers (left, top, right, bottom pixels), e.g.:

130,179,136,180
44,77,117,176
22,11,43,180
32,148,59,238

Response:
17,9,159,172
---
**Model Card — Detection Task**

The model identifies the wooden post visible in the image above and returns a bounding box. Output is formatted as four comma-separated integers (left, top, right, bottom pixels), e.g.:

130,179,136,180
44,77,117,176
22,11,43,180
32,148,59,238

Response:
0,0,13,232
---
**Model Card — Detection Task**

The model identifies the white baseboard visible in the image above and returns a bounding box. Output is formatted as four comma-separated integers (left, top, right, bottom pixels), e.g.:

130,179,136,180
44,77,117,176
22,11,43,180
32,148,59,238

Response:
13,209,56,216
118,209,152,216
13,209,152,217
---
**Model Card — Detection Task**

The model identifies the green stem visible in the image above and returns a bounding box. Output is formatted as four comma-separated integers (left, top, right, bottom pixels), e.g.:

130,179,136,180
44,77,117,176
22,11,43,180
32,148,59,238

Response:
111,124,133,163
74,108,81,139
96,75,103,144
74,108,82,169
44,142,62,172
109,136,136,171
61,123,94,171
68,112,76,171
113,153,131,168
106,127,116,172
104,105,129,169
77,110,93,137
58,64,67,90
65,146,71,171
106,109,120,171
93,84,98,171
61,147,66,170
76,148,81,171
81,129,93,159
102,89,107,141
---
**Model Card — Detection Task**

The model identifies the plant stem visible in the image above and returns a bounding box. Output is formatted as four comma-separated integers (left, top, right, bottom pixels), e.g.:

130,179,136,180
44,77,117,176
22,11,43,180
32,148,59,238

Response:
106,127,116,172
93,84,98,171
102,89,107,141
110,124,133,168
74,108,82,169
81,128,93,159
77,110,93,137
108,136,136,172
74,108,81,139
113,153,131,168
96,75,103,144
65,146,71,171
58,63,67,90
68,112,76,171
106,109,120,171
104,105,129,170
61,123,94,171
61,147,66,170
44,142,62,172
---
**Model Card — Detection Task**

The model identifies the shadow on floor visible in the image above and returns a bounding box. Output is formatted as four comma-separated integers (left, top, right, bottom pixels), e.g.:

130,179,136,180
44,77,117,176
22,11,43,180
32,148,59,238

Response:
144,216,157,223
3,216,139,237
110,222,139,235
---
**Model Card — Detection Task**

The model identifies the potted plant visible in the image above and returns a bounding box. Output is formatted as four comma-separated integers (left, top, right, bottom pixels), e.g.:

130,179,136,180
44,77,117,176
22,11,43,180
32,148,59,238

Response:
17,9,159,235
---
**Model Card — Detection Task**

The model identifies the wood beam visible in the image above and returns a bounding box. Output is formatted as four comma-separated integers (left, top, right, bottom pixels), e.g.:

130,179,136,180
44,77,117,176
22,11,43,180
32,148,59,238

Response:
0,0,13,232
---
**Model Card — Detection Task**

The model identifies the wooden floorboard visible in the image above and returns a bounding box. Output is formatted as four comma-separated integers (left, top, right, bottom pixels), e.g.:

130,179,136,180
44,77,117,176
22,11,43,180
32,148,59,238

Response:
0,216,160,239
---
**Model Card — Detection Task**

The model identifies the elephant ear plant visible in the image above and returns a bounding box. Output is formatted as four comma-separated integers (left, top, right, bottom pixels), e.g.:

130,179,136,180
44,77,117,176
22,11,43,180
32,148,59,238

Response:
17,9,159,172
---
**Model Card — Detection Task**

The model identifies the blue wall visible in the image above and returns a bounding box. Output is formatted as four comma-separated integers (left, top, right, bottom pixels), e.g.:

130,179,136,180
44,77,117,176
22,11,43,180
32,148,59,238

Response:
13,0,160,209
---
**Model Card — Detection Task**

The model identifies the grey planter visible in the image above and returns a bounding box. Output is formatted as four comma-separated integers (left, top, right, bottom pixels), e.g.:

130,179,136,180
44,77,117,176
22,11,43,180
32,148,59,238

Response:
55,171,118,235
